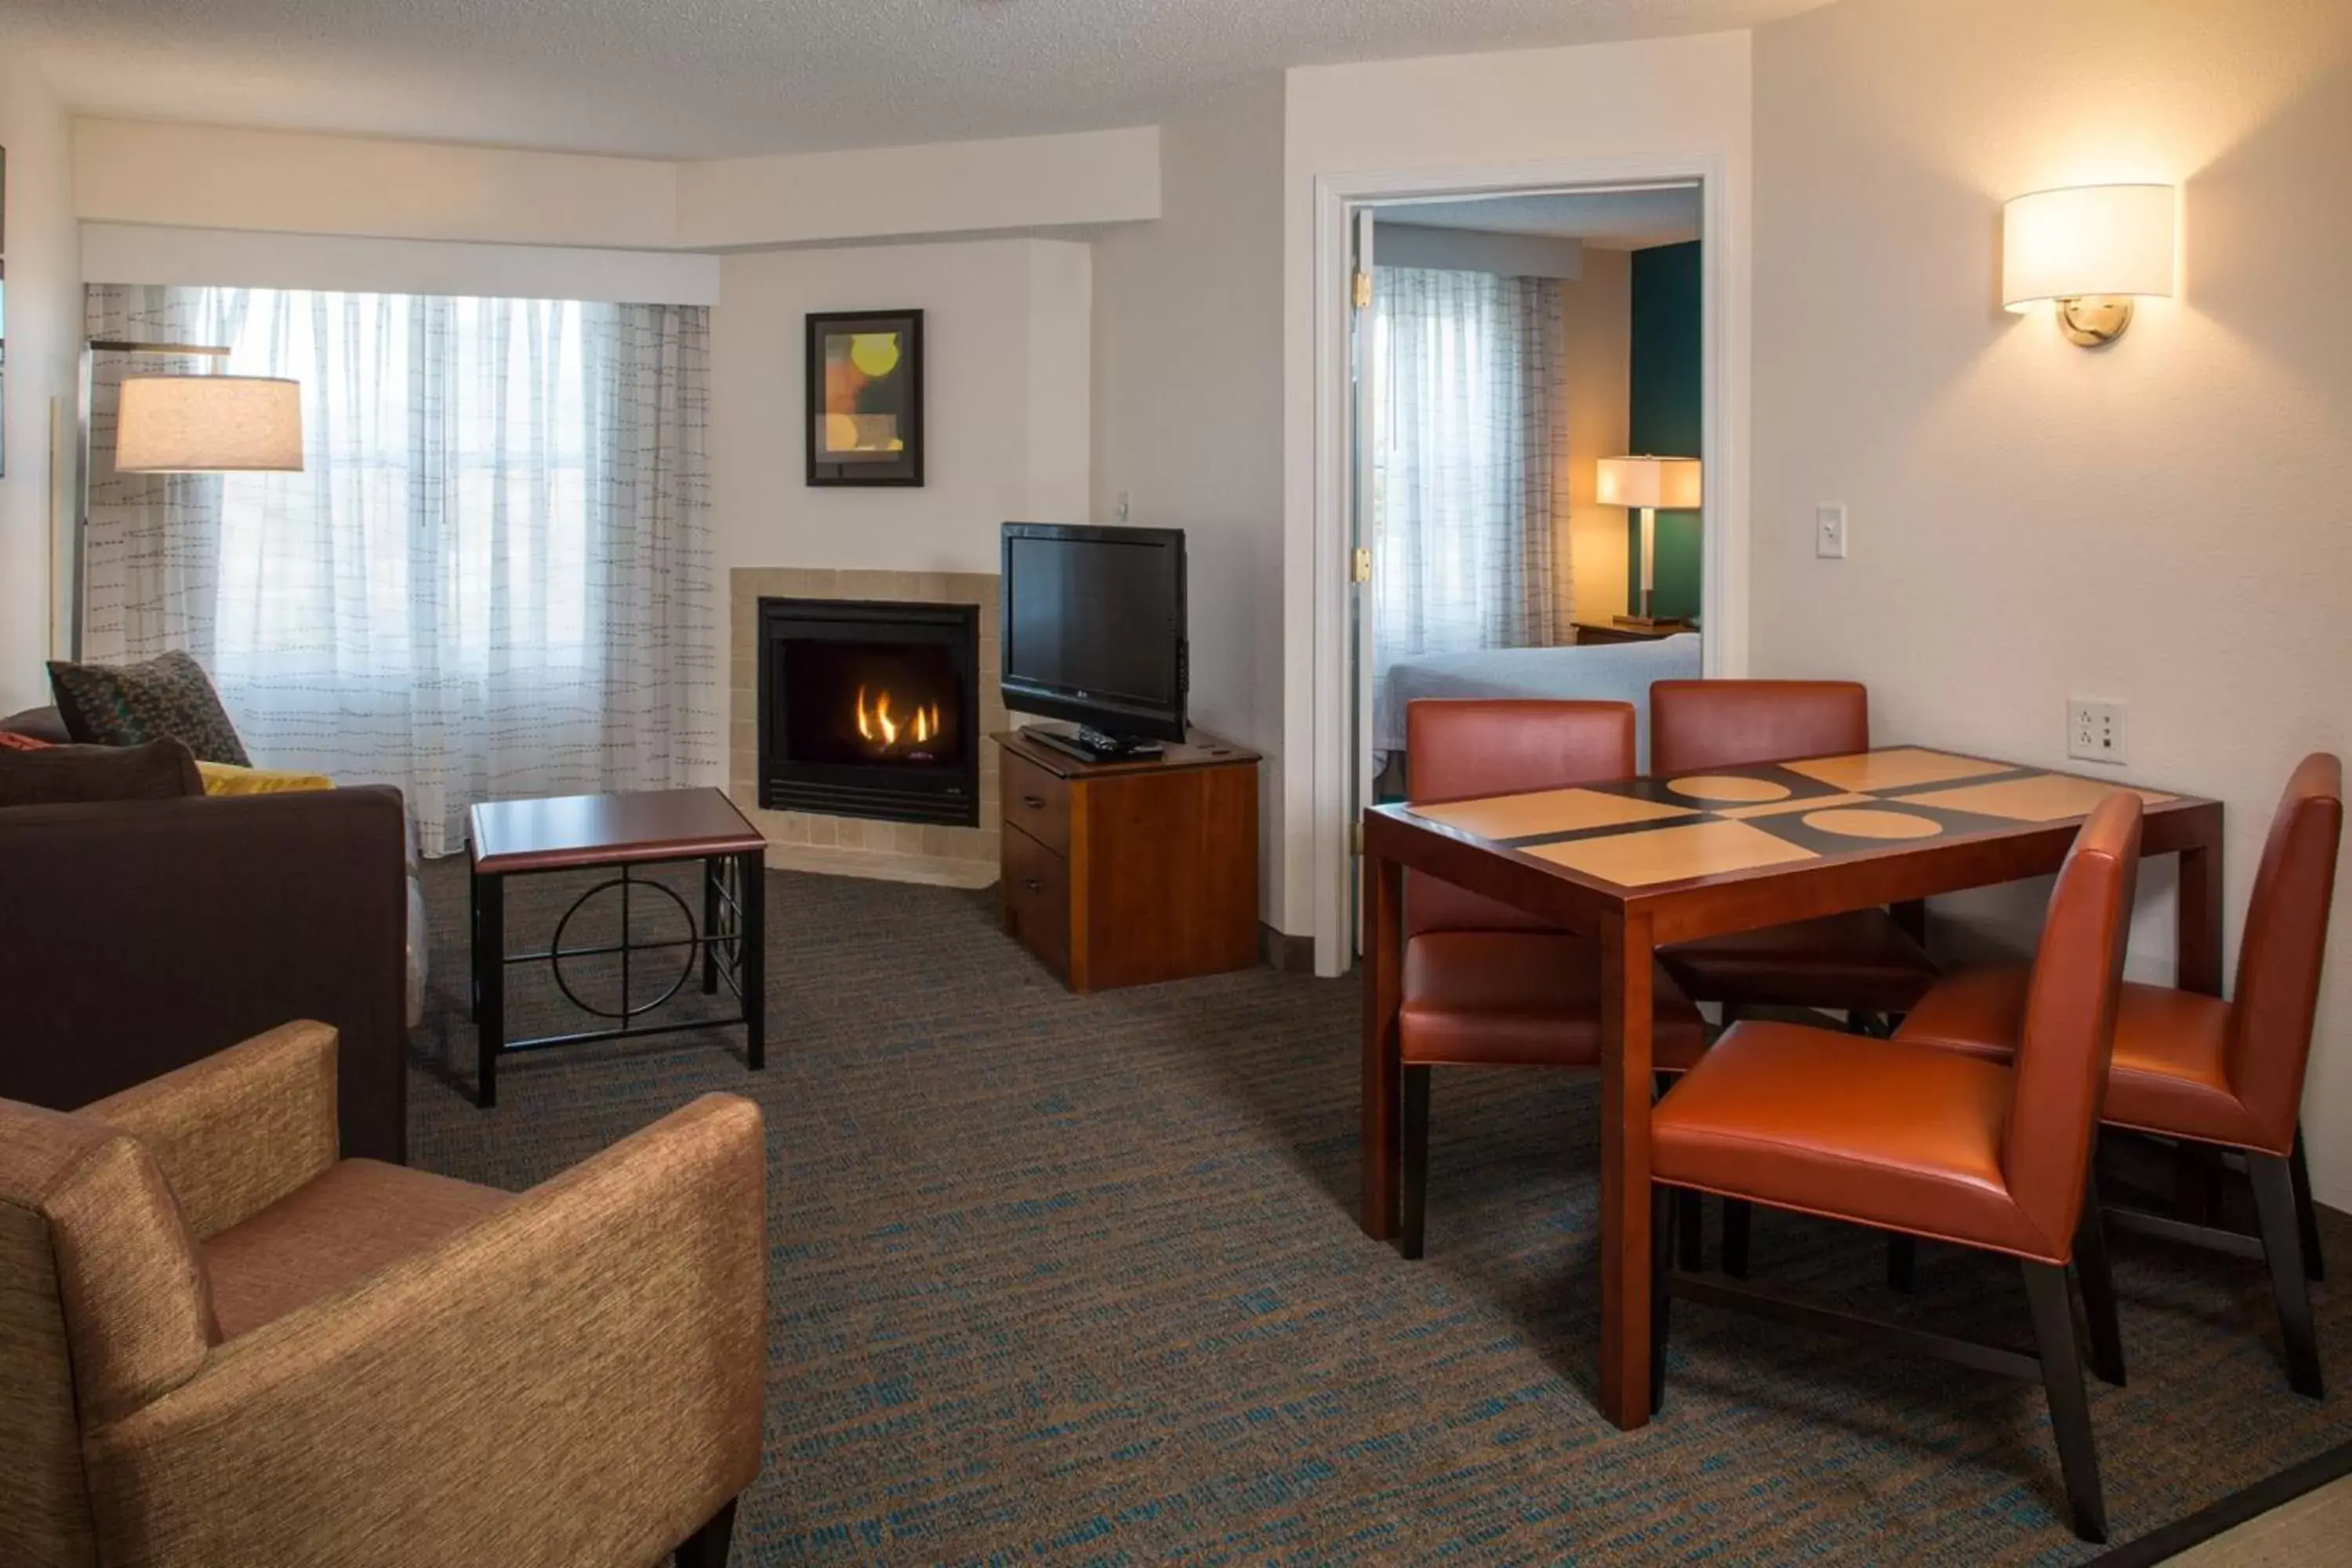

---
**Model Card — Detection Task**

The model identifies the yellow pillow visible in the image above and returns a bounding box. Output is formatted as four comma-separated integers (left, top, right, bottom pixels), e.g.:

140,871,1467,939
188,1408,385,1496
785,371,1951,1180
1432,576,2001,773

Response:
198,761,336,796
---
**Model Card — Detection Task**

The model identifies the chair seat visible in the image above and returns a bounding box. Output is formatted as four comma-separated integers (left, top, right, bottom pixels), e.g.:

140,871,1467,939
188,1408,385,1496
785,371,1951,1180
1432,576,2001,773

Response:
203,1159,512,1341
1659,909,1938,1014
1894,964,2270,1152
1402,930,1710,1071
1652,1019,2062,1260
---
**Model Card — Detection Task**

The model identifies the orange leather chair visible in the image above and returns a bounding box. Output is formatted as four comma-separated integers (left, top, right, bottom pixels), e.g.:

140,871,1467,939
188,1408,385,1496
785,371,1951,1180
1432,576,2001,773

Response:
1648,680,1940,1021
1896,754,2343,1397
1398,699,1709,1258
1650,793,2142,1544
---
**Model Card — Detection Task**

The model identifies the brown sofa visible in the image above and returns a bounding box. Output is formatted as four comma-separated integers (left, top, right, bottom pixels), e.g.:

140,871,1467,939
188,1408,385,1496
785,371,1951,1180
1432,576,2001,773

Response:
0,1021,765,1567
0,773,412,1163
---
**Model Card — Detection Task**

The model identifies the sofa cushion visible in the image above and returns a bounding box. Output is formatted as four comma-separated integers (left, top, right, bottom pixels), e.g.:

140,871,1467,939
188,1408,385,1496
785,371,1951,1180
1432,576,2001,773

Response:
47,652,252,766
0,738,205,807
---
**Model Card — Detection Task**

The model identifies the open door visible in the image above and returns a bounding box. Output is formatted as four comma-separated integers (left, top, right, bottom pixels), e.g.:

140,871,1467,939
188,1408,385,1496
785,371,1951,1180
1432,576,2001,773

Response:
1347,207,1378,954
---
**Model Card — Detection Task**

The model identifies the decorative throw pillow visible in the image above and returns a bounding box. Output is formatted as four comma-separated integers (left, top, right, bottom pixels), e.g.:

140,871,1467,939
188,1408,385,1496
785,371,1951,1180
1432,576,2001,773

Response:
1,706,73,744
0,738,206,807
46,652,252,767
197,761,336,795
0,732,56,753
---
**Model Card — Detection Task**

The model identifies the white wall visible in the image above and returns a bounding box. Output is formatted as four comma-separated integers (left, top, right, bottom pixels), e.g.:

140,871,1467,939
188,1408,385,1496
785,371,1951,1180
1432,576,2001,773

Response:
1561,248,1635,628
1751,0,2352,1199
1283,31,1755,959
1091,80,1287,920
708,237,1092,729
0,33,81,710
1376,224,1584,280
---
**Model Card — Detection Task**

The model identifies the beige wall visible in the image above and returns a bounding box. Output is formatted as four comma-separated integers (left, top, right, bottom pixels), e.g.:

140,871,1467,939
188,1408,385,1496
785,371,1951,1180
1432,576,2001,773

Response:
0,32,80,710
1751,0,2352,1200
1091,80,1287,920
1561,249,1635,628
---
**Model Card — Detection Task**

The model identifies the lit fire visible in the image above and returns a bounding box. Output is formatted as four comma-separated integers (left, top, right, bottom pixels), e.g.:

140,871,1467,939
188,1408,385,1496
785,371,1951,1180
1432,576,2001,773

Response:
854,684,942,753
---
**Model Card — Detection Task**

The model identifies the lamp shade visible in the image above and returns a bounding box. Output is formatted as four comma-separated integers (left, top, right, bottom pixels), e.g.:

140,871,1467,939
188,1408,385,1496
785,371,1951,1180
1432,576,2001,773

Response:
2002,184,2176,310
115,376,305,473
1595,456,1702,510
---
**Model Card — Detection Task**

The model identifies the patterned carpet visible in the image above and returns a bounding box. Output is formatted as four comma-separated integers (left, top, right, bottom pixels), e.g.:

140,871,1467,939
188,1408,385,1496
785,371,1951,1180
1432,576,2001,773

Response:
408,858,2352,1565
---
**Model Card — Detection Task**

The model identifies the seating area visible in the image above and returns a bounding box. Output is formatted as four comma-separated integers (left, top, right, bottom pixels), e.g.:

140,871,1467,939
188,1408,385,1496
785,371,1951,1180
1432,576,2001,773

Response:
2,0,2348,1563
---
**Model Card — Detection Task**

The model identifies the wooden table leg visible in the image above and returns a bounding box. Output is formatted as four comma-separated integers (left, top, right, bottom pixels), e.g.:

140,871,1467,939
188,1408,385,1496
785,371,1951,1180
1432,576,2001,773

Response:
475,868,504,1109
737,848,766,1071
1598,906,1656,1430
2176,817,2224,996
702,855,722,995
1361,848,1404,1241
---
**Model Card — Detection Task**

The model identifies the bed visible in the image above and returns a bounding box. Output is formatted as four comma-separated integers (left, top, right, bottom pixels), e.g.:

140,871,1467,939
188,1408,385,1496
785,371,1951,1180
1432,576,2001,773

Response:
1374,633,1703,775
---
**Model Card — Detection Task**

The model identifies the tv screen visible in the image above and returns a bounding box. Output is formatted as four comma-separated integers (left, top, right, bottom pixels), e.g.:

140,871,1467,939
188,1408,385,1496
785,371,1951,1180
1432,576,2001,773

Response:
1000,523,1187,745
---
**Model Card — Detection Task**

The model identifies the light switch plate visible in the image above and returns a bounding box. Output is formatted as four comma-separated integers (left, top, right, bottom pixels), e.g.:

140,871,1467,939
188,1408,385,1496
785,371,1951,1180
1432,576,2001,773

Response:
1816,503,1848,559
2067,699,2128,765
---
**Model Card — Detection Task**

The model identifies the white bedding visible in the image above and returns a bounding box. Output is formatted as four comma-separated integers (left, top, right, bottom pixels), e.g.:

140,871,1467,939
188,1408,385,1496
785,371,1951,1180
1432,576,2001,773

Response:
1375,634,1703,770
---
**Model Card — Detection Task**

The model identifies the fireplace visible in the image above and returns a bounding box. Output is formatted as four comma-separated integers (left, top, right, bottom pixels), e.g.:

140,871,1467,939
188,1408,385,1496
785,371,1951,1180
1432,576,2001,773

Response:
757,597,981,826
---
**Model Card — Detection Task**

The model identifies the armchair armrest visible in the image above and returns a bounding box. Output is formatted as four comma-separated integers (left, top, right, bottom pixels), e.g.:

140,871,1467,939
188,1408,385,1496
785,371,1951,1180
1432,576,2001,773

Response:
85,1094,768,1568
84,1021,340,1240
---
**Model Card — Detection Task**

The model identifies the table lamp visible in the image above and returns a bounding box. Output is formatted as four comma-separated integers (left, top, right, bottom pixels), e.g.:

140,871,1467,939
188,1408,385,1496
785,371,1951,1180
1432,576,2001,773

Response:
1595,455,1701,625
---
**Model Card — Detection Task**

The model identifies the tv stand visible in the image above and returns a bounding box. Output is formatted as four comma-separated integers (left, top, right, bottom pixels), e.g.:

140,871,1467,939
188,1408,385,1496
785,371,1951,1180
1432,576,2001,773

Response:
1025,724,1166,765
992,728,1261,992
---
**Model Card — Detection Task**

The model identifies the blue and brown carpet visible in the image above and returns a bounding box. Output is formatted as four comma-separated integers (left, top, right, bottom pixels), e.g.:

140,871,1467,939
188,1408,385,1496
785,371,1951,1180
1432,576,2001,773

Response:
407,859,2352,1565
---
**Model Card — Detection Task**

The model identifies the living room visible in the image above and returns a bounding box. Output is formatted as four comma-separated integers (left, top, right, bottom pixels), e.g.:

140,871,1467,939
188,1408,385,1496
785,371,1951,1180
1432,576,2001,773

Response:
3,1,2349,1563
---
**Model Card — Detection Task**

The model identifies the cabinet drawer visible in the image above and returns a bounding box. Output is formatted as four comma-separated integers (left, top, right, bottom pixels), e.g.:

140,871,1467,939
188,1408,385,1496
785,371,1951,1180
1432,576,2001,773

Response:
1000,748,1073,858
1001,822,1072,980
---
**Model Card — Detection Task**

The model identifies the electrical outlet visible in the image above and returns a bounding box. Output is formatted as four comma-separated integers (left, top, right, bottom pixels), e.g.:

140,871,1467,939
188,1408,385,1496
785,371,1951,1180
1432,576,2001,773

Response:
2067,699,2128,766
1116,490,1132,523
1816,503,1848,559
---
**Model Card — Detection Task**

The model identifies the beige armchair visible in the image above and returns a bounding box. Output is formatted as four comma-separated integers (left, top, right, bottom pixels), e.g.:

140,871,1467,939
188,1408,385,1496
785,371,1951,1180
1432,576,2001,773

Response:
1,1022,766,1568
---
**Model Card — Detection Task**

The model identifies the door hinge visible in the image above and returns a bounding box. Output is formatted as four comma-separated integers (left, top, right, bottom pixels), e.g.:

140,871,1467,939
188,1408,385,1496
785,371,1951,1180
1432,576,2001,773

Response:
1352,270,1373,310
1351,546,1373,584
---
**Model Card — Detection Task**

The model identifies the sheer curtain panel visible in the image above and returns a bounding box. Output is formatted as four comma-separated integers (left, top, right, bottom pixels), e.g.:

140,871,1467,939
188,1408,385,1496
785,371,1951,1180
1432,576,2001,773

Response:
83,285,716,855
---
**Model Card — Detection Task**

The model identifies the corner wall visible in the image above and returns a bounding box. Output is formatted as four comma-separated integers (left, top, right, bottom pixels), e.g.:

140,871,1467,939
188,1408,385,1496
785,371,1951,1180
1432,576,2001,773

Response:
0,34,79,710
1751,0,2352,1200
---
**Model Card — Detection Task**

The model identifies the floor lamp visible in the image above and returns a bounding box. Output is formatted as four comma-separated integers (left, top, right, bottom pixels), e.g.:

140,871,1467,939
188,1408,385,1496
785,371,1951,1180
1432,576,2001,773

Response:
69,339,303,661
1595,454,1703,627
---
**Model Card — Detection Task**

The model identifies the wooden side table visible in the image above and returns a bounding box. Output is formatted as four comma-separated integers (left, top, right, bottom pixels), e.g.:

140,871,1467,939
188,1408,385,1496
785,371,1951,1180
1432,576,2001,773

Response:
467,787,767,1107
992,728,1261,992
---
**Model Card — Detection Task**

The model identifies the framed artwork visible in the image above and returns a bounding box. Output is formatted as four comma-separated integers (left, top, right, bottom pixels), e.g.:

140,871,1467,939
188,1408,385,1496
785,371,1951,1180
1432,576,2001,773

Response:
806,309,924,487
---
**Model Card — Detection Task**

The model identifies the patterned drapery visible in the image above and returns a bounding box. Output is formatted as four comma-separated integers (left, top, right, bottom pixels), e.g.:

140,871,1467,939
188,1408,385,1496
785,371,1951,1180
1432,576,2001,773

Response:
1369,266,1571,708
83,285,716,855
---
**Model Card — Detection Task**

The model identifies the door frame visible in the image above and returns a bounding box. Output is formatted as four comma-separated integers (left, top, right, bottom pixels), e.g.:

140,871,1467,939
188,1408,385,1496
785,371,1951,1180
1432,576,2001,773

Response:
1309,153,1747,977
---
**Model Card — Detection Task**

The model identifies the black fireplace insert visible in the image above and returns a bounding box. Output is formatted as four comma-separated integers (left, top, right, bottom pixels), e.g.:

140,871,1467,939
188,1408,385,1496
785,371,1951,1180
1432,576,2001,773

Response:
757,597,981,826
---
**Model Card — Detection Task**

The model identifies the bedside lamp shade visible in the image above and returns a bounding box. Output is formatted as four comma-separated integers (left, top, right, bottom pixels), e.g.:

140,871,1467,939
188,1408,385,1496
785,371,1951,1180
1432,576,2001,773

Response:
2002,183,2176,346
1596,456,1702,511
115,375,305,473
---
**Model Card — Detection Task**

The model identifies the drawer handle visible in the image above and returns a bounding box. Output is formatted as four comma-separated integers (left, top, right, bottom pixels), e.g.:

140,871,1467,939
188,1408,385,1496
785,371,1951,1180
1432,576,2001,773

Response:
1022,793,1047,810
1022,877,1044,893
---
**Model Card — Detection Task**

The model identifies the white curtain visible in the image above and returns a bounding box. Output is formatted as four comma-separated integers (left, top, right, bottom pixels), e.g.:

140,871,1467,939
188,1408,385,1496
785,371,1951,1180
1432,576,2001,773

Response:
84,285,716,855
1370,266,1571,708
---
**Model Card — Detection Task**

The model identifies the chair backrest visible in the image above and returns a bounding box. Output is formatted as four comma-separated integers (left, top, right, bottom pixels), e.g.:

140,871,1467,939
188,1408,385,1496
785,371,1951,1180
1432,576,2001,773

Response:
2224,753,2344,1152
2002,792,2143,1258
1406,699,1636,935
1649,680,1869,775
0,1099,216,1566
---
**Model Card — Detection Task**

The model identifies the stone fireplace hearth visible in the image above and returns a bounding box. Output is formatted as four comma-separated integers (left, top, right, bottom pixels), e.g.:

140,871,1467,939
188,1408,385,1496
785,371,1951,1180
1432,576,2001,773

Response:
730,568,1003,887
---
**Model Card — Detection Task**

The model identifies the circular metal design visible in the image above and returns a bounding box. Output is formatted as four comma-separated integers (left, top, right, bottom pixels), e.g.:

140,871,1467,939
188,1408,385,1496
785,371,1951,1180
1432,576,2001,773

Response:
548,876,697,1020
1667,774,1791,804
1802,808,1944,840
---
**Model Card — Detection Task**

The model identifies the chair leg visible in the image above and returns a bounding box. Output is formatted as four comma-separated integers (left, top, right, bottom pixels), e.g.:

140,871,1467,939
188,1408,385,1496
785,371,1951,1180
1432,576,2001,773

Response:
2249,1151,2325,1398
675,1497,739,1568
2291,1127,2325,1283
1885,1233,1916,1293
2074,1182,2126,1388
1722,1199,1752,1279
2021,1261,2108,1545
1400,1066,1431,1261
1651,1185,1673,1417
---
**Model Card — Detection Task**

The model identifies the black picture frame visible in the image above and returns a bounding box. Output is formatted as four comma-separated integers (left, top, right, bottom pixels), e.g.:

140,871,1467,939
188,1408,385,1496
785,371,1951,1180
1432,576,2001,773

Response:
805,308,924,487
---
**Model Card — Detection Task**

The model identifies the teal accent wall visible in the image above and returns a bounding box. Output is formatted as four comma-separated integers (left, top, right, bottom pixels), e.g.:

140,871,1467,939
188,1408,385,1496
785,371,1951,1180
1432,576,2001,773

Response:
1627,240,1703,622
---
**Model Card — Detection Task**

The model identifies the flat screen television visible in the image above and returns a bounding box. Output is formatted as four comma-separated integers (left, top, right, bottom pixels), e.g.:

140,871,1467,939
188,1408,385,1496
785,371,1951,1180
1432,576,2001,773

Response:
1000,522,1188,757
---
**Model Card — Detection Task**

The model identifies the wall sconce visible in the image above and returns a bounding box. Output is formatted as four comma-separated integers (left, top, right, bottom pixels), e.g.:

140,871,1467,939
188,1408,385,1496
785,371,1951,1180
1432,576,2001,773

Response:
2002,183,2176,347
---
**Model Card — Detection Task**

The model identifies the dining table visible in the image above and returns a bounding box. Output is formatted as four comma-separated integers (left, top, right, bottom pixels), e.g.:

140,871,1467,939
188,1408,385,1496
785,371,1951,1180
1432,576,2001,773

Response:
1359,744,2223,1431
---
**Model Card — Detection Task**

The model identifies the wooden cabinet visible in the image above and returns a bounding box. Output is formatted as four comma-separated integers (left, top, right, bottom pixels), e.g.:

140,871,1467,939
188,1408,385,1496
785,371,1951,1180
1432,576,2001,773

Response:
992,728,1261,992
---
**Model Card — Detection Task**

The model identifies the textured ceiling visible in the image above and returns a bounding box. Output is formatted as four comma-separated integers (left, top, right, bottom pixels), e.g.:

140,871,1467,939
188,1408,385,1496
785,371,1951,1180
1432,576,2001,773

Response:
0,0,1825,160
1380,188,1703,249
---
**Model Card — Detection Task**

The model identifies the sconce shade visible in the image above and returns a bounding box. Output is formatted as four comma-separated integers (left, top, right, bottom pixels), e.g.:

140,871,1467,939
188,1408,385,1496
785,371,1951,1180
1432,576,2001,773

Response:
115,376,305,473
1596,456,1702,510
2002,184,2176,310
